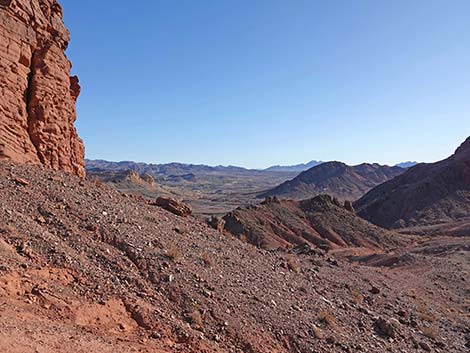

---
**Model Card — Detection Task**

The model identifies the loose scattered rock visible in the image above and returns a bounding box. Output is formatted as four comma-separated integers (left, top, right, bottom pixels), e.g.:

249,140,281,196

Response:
374,317,397,338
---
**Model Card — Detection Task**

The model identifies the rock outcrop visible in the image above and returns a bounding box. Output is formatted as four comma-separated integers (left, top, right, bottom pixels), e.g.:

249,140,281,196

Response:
152,197,193,217
223,194,405,250
0,0,84,176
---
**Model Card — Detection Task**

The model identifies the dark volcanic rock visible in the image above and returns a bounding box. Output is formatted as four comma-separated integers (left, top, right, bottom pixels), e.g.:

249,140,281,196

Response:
355,136,470,229
207,215,225,231
258,162,404,201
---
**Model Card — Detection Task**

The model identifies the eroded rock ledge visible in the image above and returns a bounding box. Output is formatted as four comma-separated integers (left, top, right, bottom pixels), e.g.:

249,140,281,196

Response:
0,0,84,176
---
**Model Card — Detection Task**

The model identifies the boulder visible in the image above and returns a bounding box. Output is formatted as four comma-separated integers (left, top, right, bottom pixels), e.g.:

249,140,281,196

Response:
207,216,225,231
153,197,192,217
344,200,355,212
374,317,397,338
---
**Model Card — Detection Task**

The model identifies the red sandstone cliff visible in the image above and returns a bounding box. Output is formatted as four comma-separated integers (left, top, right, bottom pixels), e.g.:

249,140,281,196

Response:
0,0,84,176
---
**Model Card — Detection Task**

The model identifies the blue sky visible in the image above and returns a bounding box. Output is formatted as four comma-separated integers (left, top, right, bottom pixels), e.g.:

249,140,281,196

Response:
61,0,470,168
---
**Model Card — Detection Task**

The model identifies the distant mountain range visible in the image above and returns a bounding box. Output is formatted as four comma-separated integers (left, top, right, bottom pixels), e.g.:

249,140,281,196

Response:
394,161,418,169
85,159,251,176
355,137,470,229
87,159,416,175
258,162,405,201
264,160,418,172
263,160,323,172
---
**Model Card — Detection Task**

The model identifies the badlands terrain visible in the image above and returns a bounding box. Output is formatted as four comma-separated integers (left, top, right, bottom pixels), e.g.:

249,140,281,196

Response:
0,0,469,352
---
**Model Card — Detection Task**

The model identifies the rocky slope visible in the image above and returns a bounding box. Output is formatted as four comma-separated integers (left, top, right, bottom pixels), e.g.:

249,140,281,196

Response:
355,137,470,229
1,161,469,352
258,162,404,201
223,195,406,251
0,0,84,176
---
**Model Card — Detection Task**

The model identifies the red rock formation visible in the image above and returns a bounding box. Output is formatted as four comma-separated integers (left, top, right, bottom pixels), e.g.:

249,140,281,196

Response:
152,197,193,217
223,195,404,250
0,0,85,176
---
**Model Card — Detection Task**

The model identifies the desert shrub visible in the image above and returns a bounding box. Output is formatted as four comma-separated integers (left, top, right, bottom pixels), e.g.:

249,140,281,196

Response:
167,245,182,262
186,309,203,327
286,255,301,273
318,309,336,327
0,224,16,235
415,303,437,322
200,252,213,267
421,326,438,339
350,289,363,305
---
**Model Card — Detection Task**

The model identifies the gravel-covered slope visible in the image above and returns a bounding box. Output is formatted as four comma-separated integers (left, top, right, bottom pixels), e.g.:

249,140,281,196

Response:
0,161,468,353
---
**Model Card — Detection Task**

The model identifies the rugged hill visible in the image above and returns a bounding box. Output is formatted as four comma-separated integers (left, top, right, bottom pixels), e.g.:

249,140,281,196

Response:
88,169,158,192
223,195,405,251
355,137,470,229
86,169,192,203
264,160,323,172
0,0,84,176
1,161,469,352
258,162,404,201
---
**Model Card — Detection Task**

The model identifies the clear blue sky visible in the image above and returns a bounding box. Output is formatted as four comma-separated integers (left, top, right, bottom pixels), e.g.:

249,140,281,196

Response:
61,0,470,168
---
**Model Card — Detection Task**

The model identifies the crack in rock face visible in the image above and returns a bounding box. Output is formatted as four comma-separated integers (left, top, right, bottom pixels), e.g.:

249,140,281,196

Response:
0,0,85,176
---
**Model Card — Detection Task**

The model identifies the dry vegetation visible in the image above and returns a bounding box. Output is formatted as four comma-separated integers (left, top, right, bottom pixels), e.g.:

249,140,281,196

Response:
415,303,438,323
421,326,439,339
318,309,336,328
286,255,301,273
200,252,213,267
350,289,363,305
166,245,182,262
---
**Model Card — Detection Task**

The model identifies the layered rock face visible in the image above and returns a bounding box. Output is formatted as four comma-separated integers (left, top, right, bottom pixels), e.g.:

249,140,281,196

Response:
0,0,85,176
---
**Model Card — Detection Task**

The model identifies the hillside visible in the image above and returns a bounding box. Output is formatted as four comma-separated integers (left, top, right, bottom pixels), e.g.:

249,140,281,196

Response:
355,137,470,229
258,162,404,201
1,1,469,352
1,161,469,352
223,195,405,251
